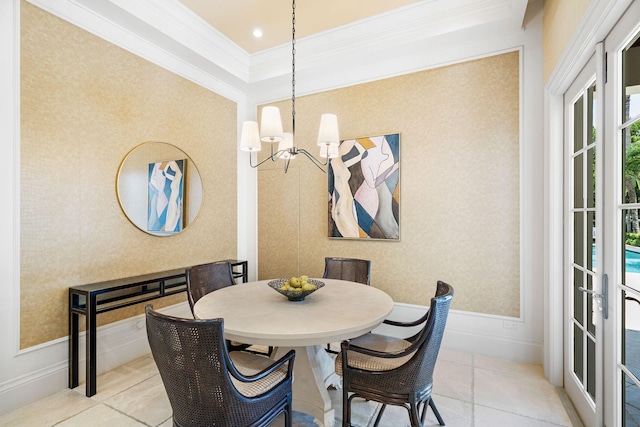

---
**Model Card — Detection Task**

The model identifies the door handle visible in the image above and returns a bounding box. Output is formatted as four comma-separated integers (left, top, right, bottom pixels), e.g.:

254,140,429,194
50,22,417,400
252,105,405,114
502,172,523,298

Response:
578,273,609,320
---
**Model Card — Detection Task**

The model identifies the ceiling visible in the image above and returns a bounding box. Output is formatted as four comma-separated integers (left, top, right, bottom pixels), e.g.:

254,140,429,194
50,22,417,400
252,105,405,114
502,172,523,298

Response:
178,0,426,54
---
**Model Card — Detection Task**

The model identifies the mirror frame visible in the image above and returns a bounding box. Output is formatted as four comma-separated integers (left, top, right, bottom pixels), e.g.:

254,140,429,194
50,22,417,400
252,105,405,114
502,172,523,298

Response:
116,141,203,236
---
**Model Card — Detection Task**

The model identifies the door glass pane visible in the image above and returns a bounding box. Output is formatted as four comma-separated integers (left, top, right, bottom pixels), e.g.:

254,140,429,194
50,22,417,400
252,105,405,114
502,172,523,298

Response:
575,212,585,267
624,209,640,292
623,35,640,122
588,146,596,208
587,273,596,335
575,268,584,326
623,125,640,205
623,370,640,426
587,335,596,399
624,289,640,382
588,211,596,271
575,95,584,152
575,323,584,381
588,85,596,145
575,153,584,208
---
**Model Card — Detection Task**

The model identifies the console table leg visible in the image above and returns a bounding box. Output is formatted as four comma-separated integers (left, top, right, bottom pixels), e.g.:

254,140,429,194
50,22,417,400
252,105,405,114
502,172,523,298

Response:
68,293,79,389
86,294,97,397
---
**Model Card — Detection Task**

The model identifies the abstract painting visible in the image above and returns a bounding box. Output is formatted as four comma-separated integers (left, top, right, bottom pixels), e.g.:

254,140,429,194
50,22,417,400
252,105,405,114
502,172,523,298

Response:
328,133,400,240
148,159,184,233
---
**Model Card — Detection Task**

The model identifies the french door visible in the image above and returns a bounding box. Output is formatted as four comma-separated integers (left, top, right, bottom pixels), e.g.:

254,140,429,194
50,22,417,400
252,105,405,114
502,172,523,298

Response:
565,52,602,427
564,2,640,426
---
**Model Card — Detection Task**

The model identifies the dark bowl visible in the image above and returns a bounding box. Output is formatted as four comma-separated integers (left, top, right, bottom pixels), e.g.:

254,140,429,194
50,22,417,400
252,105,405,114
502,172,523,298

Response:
268,278,325,301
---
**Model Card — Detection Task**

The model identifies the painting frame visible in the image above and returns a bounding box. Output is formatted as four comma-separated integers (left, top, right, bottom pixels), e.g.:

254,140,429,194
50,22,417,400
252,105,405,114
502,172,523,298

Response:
328,133,400,240
147,159,185,234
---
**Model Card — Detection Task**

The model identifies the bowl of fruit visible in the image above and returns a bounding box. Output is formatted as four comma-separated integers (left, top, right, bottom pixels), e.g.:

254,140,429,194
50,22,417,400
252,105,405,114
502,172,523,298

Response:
268,275,325,301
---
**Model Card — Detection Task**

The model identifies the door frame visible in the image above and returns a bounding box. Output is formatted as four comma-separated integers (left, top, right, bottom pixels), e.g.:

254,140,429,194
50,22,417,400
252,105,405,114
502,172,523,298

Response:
546,1,636,426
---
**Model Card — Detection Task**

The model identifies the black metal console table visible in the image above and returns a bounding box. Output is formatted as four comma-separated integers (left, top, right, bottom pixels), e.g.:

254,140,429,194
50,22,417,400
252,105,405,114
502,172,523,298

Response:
69,260,247,397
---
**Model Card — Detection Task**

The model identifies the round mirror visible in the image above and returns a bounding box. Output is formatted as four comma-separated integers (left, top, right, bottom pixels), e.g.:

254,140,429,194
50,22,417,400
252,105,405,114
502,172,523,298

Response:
117,141,203,236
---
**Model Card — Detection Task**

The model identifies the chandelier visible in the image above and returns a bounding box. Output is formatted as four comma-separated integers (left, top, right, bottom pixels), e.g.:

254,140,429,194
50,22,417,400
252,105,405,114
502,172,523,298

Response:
239,0,340,173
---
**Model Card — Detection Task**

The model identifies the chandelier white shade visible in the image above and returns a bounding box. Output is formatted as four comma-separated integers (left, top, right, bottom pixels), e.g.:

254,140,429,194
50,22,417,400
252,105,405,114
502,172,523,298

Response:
240,121,261,152
320,143,339,159
278,133,295,159
259,106,284,143
316,114,340,147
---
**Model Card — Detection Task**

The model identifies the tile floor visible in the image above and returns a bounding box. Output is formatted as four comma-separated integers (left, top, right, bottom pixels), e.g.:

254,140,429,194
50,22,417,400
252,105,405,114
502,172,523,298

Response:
0,348,582,427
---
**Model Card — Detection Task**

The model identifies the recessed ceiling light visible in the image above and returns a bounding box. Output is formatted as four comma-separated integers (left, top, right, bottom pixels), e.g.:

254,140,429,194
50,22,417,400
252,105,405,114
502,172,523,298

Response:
253,28,263,38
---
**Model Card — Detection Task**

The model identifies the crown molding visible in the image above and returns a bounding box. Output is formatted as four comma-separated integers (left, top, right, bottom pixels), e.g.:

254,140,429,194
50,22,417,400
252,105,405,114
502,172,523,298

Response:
249,0,527,84
248,12,529,105
27,0,528,103
545,0,632,95
27,0,249,100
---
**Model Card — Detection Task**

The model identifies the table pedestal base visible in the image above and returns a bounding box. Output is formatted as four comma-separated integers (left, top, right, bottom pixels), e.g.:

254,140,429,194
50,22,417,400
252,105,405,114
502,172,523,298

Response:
273,345,336,427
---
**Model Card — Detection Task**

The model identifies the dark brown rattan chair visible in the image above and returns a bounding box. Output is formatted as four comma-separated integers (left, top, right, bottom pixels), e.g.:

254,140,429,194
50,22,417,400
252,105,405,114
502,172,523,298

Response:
145,305,295,427
336,281,454,427
323,257,372,353
187,261,272,356
323,257,371,286
186,261,236,315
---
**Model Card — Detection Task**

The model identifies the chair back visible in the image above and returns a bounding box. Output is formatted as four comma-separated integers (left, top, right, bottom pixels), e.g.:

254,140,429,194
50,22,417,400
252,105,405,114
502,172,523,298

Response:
323,257,371,285
146,305,293,427
146,307,237,426
186,261,235,316
402,281,453,391
346,281,452,395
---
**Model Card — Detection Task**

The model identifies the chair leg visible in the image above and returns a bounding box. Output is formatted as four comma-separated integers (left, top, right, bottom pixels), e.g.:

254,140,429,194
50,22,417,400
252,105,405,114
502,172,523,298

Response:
408,402,424,427
342,389,351,427
286,403,293,427
372,403,387,427
429,398,445,426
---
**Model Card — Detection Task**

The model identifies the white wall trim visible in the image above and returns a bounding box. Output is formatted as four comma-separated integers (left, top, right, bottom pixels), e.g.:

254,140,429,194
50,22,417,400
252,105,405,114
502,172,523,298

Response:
546,0,632,95
0,301,191,415
0,300,541,415
374,303,543,364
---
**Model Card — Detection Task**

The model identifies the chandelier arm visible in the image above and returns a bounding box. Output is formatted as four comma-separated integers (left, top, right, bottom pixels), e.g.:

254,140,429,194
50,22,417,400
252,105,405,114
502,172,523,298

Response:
247,148,290,169
297,148,329,173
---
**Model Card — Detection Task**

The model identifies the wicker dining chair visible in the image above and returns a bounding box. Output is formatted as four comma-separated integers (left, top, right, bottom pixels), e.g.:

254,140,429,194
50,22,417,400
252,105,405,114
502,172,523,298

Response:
186,261,272,356
186,261,236,315
323,257,372,353
322,257,371,286
335,281,454,427
145,305,295,427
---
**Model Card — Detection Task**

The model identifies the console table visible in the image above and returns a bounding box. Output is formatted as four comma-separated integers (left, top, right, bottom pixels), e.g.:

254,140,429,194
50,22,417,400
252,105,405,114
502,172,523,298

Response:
69,260,247,397
221,258,248,283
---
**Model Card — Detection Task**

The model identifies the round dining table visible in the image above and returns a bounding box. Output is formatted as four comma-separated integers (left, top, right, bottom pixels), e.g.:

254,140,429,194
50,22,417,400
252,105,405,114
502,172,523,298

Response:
193,278,394,427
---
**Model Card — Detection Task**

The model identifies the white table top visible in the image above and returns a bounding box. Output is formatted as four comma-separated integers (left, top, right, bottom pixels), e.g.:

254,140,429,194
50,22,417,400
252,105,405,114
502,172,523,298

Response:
193,278,394,347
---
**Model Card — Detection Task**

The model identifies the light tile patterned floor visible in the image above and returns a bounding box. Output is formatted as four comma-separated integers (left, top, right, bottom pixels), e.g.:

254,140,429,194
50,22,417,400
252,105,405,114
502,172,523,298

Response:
0,349,582,427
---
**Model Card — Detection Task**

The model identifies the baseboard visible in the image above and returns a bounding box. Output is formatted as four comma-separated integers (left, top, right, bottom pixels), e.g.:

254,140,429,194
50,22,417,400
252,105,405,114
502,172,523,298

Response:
372,302,544,364
0,302,191,415
0,301,542,416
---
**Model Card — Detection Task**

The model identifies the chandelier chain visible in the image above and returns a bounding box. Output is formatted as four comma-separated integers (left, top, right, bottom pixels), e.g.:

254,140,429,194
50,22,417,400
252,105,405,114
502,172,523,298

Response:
291,0,296,135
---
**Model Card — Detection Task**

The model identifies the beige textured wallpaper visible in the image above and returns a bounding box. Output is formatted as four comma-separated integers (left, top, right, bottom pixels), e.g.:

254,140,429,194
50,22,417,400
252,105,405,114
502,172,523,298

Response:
20,1,237,348
543,0,590,82
258,51,520,317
